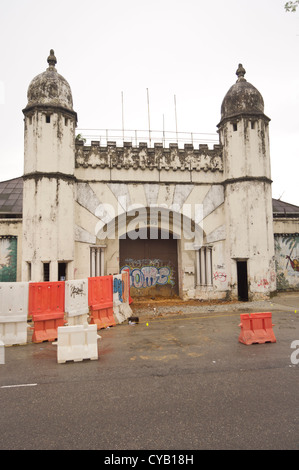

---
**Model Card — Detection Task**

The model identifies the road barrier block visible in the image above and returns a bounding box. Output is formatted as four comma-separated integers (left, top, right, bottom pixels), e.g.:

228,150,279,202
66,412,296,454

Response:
239,312,276,345
29,282,65,317
113,272,132,324
122,268,133,304
31,313,66,343
0,282,29,345
53,324,100,363
0,318,29,346
29,282,66,342
65,279,89,326
88,276,115,329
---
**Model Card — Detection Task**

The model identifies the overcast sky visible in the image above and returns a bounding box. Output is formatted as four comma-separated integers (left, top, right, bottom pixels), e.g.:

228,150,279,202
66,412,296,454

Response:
0,0,298,205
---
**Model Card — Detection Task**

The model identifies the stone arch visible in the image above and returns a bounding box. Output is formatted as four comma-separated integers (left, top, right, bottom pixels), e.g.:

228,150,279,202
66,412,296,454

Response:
94,204,204,297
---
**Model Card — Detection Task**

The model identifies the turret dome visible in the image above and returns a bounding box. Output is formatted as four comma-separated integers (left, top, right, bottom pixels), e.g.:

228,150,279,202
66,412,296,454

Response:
220,64,265,122
24,50,74,113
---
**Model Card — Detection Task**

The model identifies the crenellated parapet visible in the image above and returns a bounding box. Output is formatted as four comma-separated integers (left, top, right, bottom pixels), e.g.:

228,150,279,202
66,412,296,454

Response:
75,141,223,173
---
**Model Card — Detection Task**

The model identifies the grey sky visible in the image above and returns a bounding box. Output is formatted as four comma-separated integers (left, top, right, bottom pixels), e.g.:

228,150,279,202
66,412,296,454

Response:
0,0,298,204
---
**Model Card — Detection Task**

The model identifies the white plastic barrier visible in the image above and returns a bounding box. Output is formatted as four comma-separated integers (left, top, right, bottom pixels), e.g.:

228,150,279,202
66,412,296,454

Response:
113,272,132,324
0,282,29,345
0,340,4,364
53,324,101,363
65,279,89,326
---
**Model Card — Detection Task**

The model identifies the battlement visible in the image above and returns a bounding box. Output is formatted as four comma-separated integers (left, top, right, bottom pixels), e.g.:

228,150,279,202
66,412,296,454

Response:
75,141,223,172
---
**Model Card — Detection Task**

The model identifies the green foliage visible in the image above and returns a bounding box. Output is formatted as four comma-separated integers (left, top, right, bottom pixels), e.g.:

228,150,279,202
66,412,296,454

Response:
285,1,299,12
75,134,86,143
282,235,299,251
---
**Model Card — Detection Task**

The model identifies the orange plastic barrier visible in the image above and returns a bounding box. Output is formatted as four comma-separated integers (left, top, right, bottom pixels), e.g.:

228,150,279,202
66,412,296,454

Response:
121,270,129,304
239,312,276,345
88,276,115,329
29,282,66,343
122,268,133,304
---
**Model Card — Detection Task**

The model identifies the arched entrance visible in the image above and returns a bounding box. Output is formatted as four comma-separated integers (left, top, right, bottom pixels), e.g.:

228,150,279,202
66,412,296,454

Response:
96,203,202,298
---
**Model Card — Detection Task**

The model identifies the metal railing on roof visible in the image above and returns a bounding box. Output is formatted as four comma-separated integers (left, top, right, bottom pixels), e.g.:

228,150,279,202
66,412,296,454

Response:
76,128,219,148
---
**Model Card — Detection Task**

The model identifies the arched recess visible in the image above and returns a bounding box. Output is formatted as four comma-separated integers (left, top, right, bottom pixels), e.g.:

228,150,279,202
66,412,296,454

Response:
95,205,203,297
120,227,179,297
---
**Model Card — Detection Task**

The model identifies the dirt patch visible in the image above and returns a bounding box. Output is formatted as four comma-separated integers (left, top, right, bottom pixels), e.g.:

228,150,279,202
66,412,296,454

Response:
129,296,243,319
130,296,239,309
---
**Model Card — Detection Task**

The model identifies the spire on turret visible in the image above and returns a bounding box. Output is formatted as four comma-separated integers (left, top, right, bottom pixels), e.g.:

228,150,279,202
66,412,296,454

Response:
47,49,57,70
236,63,246,82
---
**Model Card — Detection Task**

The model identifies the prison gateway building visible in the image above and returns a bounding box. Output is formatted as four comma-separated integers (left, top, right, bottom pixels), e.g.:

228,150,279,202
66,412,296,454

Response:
0,51,299,300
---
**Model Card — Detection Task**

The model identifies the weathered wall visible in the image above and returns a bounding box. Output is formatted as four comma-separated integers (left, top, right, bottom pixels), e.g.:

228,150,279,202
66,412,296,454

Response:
218,111,275,300
22,176,75,281
224,180,276,298
24,111,76,175
75,141,223,183
22,103,76,282
74,144,226,299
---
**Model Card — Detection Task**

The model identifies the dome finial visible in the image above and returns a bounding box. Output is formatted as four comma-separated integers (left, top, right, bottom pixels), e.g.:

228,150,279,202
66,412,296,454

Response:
47,49,57,69
236,63,246,82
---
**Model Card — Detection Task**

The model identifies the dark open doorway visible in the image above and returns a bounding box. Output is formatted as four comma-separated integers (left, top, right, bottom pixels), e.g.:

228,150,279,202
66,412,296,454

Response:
237,261,248,301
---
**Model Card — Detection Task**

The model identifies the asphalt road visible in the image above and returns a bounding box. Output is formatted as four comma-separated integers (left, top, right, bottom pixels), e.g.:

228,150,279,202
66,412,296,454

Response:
0,292,299,451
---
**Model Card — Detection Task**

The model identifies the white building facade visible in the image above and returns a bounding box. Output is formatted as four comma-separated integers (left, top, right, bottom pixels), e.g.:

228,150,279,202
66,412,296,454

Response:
1,51,298,300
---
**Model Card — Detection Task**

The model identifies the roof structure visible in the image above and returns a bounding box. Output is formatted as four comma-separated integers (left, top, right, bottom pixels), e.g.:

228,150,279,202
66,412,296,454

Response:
0,177,23,217
272,198,299,218
23,49,75,117
219,64,267,124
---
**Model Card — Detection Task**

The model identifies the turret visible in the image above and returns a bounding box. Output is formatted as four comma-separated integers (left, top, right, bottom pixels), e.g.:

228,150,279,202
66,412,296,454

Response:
217,64,275,300
22,50,76,282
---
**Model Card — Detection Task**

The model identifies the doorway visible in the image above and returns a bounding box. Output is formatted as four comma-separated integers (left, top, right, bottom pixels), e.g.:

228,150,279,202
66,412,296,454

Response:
237,261,248,301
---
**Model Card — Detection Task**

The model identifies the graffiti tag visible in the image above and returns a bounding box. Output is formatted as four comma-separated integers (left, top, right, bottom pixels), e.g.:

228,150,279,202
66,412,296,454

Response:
70,284,85,298
257,279,269,288
113,277,123,302
121,265,173,289
213,271,227,282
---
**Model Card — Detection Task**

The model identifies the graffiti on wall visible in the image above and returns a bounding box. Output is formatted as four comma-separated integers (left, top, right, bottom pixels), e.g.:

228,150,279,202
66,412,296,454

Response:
120,258,175,289
113,276,124,302
213,271,227,283
275,235,299,290
0,237,17,282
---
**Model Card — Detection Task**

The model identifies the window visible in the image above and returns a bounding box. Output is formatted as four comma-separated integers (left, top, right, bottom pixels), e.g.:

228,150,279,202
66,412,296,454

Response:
43,262,50,281
65,118,68,126
46,115,51,123
27,262,32,281
232,123,238,132
90,246,105,277
58,262,67,281
251,121,256,130
197,246,213,286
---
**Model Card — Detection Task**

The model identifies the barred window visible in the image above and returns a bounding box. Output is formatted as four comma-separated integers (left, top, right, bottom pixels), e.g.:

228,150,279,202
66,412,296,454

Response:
197,246,213,286
90,246,105,277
